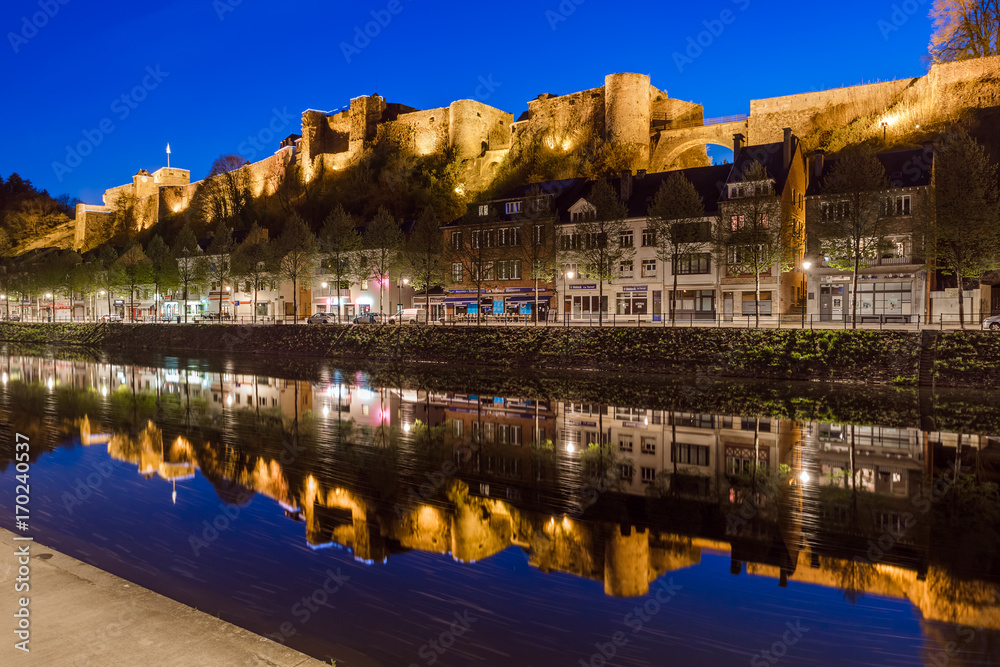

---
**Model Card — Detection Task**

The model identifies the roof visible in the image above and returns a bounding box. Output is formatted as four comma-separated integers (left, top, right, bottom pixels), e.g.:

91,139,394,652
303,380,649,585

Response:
805,147,932,196
724,139,797,198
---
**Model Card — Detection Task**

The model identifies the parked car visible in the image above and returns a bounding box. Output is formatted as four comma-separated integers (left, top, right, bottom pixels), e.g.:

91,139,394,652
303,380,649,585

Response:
100,314,123,323
307,312,339,325
983,315,1000,330
387,308,427,325
5,315,21,322
352,313,384,325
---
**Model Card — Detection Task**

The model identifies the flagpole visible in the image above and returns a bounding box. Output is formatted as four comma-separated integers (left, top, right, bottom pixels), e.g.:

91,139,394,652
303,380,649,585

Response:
166,143,171,169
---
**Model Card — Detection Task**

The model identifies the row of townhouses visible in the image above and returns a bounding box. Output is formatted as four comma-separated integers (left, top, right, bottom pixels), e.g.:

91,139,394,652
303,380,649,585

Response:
10,130,995,324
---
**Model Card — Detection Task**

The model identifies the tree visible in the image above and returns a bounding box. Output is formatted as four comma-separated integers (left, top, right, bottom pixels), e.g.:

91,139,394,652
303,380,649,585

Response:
232,223,272,323
448,207,500,325
172,224,205,324
0,229,12,319
714,161,791,327
930,0,1000,62
819,149,891,329
276,213,317,323
360,207,404,315
929,126,1000,326
402,207,445,324
205,220,235,320
517,187,559,323
199,155,255,230
97,246,120,319
116,245,151,323
146,235,177,321
108,190,153,244
319,205,361,322
647,173,707,324
568,179,632,326
3,198,69,244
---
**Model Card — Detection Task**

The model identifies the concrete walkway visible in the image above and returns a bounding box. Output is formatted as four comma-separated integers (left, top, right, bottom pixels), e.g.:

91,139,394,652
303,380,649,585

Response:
0,529,327,667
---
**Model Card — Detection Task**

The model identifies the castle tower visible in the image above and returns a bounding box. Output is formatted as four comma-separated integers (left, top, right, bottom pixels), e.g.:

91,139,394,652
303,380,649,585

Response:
604,527,651,597
604,73,652,167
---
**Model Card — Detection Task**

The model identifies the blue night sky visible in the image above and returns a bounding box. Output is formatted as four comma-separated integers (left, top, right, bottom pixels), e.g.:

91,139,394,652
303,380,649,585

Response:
1,0,933,204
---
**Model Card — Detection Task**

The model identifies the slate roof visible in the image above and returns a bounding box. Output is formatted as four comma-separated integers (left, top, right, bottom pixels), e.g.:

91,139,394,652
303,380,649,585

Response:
723,139,797,199
805,147,933,196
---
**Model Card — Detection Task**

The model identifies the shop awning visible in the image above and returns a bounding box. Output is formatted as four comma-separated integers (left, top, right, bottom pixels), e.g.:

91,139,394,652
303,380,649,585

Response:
505,295,552,303
444,297,477,304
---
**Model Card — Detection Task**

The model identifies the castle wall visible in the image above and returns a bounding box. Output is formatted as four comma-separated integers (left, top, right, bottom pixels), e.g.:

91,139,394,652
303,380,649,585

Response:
394,107,450,156
605,72,652,167
448,99,513,161
527,86,606,151
926,54,1000,115
749,79,912,145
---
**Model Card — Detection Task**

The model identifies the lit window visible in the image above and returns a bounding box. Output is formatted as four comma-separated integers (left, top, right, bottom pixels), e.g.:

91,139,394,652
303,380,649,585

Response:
641,259,657,278
478,204,489,216
505,201,522,214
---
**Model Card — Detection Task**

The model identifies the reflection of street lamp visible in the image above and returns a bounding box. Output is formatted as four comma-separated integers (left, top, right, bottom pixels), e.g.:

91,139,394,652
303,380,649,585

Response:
45,293,53,322
801,260,811,328
563,270,574,327
396,278,409,319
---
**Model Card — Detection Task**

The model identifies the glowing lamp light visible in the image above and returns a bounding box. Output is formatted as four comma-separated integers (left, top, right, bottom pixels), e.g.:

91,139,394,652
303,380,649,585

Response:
1,372,7,385
403,423,411,433
101,385,108,397
226,394,233,406
46,377,54,390
799,471,810,484
45,293,52,299
225,286,231,292
322,406,329,418
322,282,328,288
803,261,812,270
403,278,409,286
567,443,575,453
567,271,574,280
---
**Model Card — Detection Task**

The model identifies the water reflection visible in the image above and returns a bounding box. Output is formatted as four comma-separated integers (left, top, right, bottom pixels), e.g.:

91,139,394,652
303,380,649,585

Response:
2,353,1000,664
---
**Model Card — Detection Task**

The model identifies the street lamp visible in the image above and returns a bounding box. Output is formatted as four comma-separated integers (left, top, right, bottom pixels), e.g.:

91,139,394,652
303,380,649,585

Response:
45,293,53,323
563,270,574,327
397,278,409,319
881,121,888,142
801,261,811,328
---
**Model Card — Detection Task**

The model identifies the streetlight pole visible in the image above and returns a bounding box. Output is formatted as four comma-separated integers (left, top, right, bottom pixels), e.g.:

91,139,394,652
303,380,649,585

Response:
46,293,52,323
801,260,811,328
563,270,574,327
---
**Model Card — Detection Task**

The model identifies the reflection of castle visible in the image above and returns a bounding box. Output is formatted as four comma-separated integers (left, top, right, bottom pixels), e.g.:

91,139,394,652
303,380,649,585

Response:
2,353,990,626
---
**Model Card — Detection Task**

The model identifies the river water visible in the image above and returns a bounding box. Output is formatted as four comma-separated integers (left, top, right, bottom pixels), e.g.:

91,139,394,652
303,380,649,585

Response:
1,349,999,666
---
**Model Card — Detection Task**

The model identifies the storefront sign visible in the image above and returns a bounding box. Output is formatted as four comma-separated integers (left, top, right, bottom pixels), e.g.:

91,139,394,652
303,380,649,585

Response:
622,421,647,429
622,286,647,292
569,284,597,290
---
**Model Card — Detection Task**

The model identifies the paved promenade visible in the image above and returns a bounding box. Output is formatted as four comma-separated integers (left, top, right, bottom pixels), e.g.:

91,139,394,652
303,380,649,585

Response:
0,529,326,667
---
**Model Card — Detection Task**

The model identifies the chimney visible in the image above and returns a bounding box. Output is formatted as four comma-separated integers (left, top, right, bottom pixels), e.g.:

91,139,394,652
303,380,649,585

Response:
620,169,632,202
783,127,792,170
636,169,646,179
733,133,745,158
813,150,825,179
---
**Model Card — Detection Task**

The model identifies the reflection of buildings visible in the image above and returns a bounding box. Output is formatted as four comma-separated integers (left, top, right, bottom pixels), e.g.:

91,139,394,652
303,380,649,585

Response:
1,353,993,635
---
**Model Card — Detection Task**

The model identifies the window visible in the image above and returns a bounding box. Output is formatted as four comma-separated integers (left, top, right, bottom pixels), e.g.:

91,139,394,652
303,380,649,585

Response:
620,230,634,247
673,443,710,466
674,253,710,275
640,467,656,484
495,260,521,280
730,215,745,230
472,262,495,281
620,464,634,481
533,224,545,246
497,227,521,247
585,232,606,249
560,233,581,251
453,420,464,437
451,231,463,249
451,262,463,283
619,260,634,277
883,195,911,216
619,435,633,452
505,201,522,214
641,259,657,278
822,201,852,221
641,437,656,455
642,229,656,246
478,204,489,216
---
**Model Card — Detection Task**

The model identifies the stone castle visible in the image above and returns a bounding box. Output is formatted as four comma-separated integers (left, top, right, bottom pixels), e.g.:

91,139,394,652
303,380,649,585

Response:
74,56,1000,249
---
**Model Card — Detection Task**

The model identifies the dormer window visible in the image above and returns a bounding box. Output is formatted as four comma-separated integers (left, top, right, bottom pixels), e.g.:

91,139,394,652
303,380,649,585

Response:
478,204,489,216
505,201,522,214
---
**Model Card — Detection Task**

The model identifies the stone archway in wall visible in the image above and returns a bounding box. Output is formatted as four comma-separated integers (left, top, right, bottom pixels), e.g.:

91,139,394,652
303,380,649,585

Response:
653,138,734,171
